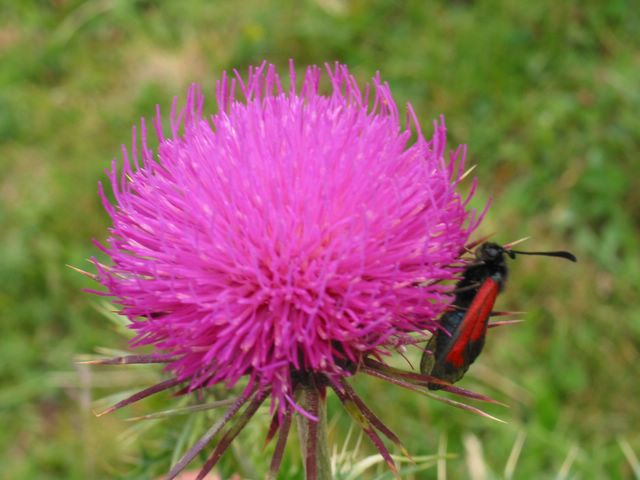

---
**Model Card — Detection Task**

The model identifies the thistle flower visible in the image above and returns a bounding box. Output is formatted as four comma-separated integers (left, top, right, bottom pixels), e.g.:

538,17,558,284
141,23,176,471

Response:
87,61,490,479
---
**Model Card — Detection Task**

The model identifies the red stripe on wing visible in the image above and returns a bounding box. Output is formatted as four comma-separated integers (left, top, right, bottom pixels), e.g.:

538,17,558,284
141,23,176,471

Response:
444,278,499,368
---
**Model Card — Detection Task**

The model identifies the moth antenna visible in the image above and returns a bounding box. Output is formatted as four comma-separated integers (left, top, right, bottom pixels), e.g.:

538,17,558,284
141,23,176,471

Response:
509,249,577,262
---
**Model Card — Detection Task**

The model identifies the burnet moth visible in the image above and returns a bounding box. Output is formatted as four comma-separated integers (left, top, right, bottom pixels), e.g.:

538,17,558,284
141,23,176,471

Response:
420,241,577,390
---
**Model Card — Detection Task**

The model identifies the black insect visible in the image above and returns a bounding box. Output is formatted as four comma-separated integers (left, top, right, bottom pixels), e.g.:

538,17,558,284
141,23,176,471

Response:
420,242,576,389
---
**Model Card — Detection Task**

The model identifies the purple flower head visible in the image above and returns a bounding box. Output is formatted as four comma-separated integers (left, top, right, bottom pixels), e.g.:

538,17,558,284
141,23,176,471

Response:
94,61,482,421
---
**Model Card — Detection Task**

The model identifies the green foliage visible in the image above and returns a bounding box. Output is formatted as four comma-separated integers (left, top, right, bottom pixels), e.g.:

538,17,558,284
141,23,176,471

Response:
1,0,638,478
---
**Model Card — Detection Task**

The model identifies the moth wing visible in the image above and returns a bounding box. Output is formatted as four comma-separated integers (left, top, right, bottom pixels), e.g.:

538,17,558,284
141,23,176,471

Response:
440,278,499,369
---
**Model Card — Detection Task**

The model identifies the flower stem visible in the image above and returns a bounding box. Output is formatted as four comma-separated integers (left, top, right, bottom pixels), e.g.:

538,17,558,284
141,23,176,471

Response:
296,381,331,480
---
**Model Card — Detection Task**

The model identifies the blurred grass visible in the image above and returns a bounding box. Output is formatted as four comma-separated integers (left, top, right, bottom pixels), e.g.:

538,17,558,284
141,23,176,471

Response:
1,0,639,478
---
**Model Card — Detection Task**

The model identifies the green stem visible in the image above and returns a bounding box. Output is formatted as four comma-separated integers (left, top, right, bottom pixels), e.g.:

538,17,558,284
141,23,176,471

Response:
296,382,331,480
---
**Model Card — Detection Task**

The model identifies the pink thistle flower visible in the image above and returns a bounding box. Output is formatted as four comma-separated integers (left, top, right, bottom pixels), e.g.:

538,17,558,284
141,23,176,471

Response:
87,61,487,479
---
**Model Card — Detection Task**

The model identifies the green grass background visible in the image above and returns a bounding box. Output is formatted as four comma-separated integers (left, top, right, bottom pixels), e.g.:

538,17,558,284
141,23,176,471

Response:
1,0,639,478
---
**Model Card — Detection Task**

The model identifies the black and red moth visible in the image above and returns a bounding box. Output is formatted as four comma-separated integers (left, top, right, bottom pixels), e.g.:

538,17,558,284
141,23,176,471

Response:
420,242,577,390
